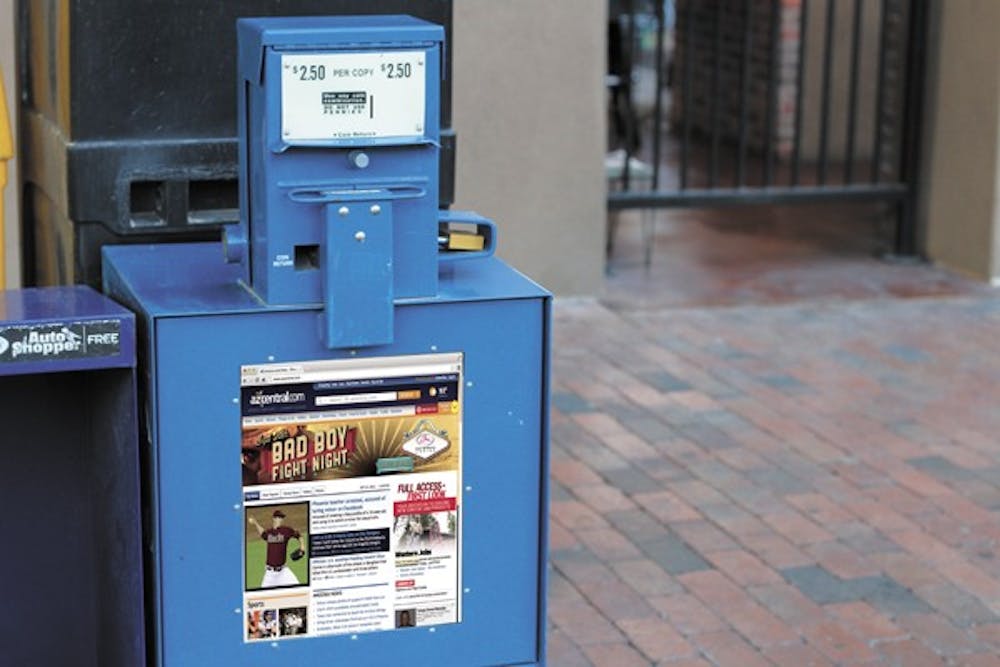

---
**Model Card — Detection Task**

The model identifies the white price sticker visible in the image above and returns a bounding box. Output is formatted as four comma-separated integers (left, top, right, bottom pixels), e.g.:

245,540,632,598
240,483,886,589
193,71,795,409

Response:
280,51,427,141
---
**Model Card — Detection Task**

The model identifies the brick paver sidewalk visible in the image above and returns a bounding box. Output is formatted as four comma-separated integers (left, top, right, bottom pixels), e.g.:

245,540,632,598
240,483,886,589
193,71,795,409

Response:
547,296,1000,666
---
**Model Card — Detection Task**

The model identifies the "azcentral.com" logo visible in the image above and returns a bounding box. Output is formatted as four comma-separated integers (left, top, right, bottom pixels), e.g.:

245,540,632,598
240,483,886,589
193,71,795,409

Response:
249,390,307,407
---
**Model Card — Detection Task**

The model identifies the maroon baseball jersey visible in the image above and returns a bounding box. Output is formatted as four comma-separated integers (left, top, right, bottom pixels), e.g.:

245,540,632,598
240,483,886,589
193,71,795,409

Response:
261,526,300,567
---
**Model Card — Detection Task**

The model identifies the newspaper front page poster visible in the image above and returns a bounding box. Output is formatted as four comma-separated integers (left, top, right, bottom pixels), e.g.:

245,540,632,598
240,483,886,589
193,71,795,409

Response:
240,353,463,642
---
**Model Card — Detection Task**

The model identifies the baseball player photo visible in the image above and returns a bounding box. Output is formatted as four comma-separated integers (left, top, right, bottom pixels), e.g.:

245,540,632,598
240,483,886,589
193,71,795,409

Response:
245,503,309,590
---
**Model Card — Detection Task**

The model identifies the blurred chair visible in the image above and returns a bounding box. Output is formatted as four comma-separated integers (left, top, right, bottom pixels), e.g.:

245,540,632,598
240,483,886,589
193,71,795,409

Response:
605,148,656,268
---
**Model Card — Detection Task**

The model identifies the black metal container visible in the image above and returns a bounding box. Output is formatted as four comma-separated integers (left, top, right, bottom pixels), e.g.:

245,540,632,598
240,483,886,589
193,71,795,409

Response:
18,0,455,286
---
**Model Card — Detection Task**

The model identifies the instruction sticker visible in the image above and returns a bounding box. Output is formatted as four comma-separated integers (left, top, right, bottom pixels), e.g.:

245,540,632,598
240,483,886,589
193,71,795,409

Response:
280,51,427,141
240,353,463,643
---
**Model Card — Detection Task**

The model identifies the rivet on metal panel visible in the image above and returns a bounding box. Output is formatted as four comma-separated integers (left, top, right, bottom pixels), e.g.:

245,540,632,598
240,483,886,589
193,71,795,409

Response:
354,231,366,243
338,206,350,217
369,203,381,215
349,151,370,169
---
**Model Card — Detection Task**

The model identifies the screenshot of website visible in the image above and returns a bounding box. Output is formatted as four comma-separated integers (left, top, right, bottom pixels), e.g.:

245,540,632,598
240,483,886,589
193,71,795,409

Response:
239,353,462,642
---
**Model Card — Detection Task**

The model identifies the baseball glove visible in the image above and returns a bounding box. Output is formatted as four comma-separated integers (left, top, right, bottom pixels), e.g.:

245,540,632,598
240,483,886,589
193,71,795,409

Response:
290,548,305,561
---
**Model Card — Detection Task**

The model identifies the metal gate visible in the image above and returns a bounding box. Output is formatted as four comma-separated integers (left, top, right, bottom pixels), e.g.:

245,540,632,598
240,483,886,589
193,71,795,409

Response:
607,0,929,256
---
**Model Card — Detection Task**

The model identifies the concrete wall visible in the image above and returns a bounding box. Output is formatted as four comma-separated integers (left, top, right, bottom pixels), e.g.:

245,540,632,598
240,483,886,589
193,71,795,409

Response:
452,0,607,295
920,0,1000,281
1,0,19,287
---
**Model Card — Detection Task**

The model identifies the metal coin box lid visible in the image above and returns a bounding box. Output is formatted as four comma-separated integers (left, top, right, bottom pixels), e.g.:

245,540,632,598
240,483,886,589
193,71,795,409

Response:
230,15,448,349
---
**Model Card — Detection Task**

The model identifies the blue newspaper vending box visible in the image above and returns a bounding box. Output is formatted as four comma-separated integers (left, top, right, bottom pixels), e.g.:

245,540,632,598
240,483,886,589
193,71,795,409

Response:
104,15,550,667
0,286,143,667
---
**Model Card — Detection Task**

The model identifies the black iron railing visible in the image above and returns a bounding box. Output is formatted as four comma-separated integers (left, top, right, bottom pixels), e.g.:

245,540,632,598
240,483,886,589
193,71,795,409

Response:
607,0,929,256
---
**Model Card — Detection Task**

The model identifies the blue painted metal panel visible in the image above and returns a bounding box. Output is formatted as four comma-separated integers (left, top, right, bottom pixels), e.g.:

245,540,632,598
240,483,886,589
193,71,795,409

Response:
322,196,395,347
154,301,546,666
239,15,444,56
536,299,553,661
104,243,550,666
103,243,549,316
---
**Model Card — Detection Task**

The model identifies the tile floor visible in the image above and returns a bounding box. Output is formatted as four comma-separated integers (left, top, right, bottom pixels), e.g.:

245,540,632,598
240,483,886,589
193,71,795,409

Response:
546,207,1000,665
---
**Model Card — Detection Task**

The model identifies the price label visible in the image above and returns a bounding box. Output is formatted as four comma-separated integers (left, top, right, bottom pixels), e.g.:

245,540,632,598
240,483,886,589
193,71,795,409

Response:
280,51,427,141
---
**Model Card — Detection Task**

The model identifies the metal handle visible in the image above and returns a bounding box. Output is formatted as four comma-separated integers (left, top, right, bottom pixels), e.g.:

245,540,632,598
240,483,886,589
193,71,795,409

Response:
437,210,497,263
288,184,426,204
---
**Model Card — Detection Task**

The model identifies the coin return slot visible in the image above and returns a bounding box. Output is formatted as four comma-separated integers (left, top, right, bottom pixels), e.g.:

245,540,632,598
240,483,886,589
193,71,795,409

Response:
294,244,320,270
